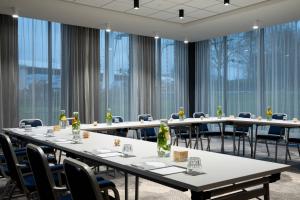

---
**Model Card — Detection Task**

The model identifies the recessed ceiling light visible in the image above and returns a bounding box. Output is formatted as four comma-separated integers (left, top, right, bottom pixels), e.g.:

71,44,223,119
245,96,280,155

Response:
105,24,111,32
134,0,139,10
179,9,184,19
253,20,260,30
184,39,189,44
224,0,230,6
12,7,19,18
154,34,159,39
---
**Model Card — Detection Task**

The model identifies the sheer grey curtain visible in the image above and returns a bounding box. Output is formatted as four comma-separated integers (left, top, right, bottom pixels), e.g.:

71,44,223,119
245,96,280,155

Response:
130,35,157,120
195,20,300,125
61,24,100,123
0,14,18,129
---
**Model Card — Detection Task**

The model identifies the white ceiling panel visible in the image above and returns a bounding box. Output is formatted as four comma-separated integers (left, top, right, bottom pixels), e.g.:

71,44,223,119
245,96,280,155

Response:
166,5,199,14
102,0,133,12
229,0,267,7
185,0,221,9
187,9,215,19
205,3,239,13
143,0,176,10
75,0,113,7
167,16,197,24
126,6,158,16
149,11,175,20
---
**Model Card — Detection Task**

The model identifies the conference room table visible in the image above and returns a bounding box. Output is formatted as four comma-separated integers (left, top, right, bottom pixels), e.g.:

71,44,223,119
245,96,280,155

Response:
81,117,300,157
3,126,290,200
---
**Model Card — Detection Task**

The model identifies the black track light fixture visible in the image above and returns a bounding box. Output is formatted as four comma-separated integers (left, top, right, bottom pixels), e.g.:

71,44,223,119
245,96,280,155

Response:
224,0,230,6
179,9,184,19
134,0,139,10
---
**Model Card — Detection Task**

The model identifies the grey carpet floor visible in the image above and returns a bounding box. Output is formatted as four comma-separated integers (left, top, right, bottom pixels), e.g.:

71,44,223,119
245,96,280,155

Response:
2,137,300,200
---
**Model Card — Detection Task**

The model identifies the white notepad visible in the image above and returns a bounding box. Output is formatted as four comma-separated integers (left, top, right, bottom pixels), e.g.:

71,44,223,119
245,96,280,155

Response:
149,166,186,175
98,152,123,158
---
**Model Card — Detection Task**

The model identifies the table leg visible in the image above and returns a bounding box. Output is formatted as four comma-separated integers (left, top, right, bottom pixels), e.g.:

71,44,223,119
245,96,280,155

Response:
190,191,206,200
221,123,225,153
250,125,254,158
233,127,236,155
263,183,270,200
135,176,139,200
189,126,192,148
125,172,128,200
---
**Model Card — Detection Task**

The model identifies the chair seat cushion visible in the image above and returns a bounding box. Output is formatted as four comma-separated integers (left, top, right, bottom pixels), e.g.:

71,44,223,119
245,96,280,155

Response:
256,134,283,140
59,193,72,200
288,138,300,143
142,136,157,142
96,176,116,188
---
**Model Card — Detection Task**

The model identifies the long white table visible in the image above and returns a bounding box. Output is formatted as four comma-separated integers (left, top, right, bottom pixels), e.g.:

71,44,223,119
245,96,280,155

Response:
3,127,290,200
81,117,300,158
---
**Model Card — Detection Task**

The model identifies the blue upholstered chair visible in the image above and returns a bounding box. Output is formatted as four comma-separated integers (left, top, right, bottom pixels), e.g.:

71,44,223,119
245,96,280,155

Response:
26,144,71,200
19,119,43,127
137,114,157,142
170,113,193,148
254,113,287,162
64,158,120,200
112,116,128,137
193,112,222,151
223,112,252,156
0,133,63,199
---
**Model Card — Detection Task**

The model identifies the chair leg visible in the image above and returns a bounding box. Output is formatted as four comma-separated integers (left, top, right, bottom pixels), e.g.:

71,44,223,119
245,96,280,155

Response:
254,138,258,159
200,135,203,150
243,135,245,157
265,141,270,156
285,142,289,164
275,140,278,162
237,137,241,156
207,137,211,151
184,138,188,148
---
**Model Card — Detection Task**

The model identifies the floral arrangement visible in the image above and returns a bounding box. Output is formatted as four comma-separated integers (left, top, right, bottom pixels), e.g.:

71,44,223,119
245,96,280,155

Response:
178,107,185,120
59,110,67,121
157,121,171,157
216,105,223,118
105,108,113,125
266,107,273,120
72,112,80,130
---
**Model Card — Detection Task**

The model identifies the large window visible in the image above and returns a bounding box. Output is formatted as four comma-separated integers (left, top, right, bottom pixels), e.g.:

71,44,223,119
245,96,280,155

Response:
99,31,130,121
18,17,61,125
196,20,300,122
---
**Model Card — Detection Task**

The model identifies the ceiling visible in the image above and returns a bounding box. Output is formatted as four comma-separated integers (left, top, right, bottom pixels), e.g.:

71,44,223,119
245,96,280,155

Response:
0,0,300,42
62,0,269,24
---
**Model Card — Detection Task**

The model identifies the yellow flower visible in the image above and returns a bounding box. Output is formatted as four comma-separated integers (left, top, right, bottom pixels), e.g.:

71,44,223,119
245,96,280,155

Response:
61,116,67,121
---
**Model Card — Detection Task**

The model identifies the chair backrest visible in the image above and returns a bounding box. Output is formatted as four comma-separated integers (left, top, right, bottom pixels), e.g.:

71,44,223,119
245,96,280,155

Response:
112,116,124,123
0,133,27,193
137,114,156,137
193,112,209,132
268,113,287,135
236,112,251,132
26,144,57,200
170,113,179,119
19,119,43,127
63,158,104,200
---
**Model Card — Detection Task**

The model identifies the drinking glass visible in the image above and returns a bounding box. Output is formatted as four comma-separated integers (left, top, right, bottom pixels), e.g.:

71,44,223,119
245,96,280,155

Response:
25,125,32,132
283,115,287,121
186,157,202,174
20,122,26,128
122,144,133,157
205,114,209,118
148,117,153,121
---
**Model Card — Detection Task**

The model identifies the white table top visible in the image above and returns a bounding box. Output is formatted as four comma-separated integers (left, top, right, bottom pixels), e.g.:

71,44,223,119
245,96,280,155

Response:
3,127,290,192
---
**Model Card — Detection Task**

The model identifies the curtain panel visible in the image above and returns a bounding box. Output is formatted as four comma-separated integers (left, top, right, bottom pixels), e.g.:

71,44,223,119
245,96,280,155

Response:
0,14,18,129
195,21,300,127
130,35,158,120
61,24,100,123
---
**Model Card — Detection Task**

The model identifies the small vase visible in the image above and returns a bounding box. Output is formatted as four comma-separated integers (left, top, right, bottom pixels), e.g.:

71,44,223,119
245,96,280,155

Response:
72,129,81,143
106,120,112,126
267,115,272,121
157,121,171,157
59,120,67,129
179,116,184,121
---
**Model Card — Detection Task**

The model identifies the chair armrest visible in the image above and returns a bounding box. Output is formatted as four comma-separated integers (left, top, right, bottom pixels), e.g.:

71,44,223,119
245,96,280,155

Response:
100,186,120,200
53,186,68,191
16,163,27,168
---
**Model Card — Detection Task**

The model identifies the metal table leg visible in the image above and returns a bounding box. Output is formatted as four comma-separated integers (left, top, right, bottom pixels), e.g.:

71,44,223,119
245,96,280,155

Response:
221,123,225,153
125,172,128,200
135,176,139,200
250,125,254,157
